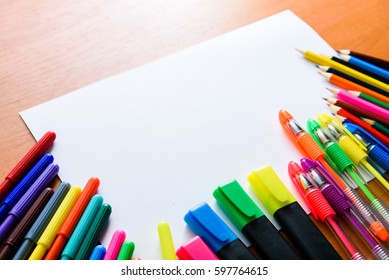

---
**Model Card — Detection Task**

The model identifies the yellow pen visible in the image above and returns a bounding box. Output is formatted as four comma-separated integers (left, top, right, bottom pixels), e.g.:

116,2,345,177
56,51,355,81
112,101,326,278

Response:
157,222,176,260
296,49,389,92
29,186,81,260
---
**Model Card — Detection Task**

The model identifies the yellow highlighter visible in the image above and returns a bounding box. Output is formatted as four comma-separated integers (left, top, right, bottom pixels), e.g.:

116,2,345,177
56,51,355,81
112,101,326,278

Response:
29,186,81,260
157,222,177,260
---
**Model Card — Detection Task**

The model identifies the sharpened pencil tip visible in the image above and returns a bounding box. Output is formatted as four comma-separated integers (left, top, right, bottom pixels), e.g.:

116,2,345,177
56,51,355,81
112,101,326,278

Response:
339,54,350,61
326,88,338,95
318,71,331,79
295,48,305,55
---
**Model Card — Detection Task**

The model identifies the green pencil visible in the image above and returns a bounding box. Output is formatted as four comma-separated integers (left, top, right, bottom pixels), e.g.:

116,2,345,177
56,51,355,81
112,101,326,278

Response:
349,90,389,110
361,117,389,138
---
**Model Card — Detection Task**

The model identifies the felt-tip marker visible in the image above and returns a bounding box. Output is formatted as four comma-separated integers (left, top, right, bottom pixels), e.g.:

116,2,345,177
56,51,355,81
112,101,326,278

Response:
213,180,300,259
247,165,341,260
184,202,256,260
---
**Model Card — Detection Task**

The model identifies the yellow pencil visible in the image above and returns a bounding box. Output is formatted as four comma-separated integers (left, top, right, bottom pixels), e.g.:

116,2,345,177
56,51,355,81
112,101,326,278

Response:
296,49,389,92
29,186,81,260
157,222,176,260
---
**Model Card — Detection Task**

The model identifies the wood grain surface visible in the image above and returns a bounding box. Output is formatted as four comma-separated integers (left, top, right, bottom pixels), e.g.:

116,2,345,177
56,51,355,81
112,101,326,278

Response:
1,0,388,260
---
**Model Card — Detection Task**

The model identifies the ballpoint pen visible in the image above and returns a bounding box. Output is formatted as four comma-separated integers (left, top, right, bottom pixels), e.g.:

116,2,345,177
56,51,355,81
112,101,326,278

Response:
288,161,366,260
279,110,388,241
279,110,361,198
307,118,389,230
300,158,389,260
317,113,389,192
343,121,389,173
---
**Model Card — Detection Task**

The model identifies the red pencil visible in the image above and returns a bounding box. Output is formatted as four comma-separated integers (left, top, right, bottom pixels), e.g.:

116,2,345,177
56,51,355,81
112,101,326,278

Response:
0,131,56,202
329,104,389,147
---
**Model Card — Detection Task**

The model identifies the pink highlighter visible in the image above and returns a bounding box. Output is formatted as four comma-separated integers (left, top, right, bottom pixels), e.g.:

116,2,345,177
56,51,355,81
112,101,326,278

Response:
176,236,219,260
104,229,126,260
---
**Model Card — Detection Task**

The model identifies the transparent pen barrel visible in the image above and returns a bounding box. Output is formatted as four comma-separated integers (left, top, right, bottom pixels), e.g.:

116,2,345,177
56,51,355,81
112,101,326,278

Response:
372,244,389,260
371,198,389,229
343,187,386,238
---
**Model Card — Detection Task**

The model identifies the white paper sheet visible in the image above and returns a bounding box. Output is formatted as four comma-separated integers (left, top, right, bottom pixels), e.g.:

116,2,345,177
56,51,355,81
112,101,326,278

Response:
20,10,336,259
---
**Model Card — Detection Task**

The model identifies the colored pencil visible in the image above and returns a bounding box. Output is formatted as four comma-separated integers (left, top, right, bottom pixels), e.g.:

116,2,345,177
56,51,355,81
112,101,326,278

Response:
324,97,389,127
296,49,389,92
348,90,389,110
339,54,389,81
327,54,389,84
328,104,389,147
318,66,389,98
327,88,389,122
318,71,389,104
337,50,389,71
361,118,389,138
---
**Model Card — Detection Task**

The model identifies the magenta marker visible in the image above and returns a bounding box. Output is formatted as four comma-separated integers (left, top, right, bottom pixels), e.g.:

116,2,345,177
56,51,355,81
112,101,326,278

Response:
103,229,126,260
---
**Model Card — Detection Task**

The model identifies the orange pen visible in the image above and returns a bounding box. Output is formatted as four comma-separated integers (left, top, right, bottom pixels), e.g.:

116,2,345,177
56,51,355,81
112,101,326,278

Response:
279,109,349,191
44,177,100,260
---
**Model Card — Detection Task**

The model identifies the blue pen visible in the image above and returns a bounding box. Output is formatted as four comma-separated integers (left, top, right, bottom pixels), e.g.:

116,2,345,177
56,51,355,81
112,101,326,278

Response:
61,195,104,260
184,202,256,260
90,245,106,260
13,182,70,260
344,122,389,172
0,163,59,243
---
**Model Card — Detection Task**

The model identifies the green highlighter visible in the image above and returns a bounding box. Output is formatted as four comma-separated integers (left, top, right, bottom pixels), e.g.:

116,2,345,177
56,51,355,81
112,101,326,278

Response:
213,180,300,259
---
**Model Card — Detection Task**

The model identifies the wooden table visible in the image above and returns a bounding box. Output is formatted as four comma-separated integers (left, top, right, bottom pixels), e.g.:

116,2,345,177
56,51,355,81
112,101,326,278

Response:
1,0,388,260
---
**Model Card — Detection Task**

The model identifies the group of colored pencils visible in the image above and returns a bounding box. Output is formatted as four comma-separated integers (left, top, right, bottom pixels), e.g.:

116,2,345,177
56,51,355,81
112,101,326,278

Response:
0,132,136,260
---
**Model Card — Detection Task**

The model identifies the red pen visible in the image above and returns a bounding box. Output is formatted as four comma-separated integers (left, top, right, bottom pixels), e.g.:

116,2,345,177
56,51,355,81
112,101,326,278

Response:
44,177,100,259
0,131,56,202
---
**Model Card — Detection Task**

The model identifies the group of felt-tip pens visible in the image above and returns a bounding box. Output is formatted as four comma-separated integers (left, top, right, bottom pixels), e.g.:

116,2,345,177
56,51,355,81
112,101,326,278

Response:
0,131,137,260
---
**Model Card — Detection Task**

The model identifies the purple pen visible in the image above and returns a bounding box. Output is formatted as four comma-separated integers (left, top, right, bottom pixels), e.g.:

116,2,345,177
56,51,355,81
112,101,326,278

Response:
301,158,389,260
0,163,59,242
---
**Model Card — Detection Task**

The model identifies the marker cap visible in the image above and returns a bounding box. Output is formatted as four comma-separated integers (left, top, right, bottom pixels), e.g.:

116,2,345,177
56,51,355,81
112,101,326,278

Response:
176,236,219,260
184,202,237,253
247,165,296,216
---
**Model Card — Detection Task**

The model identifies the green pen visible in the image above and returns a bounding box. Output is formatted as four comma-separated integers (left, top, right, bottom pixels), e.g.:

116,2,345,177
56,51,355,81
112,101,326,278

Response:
74,203,112,260
117,241,135,260
213,180,300,259
61,194,104,260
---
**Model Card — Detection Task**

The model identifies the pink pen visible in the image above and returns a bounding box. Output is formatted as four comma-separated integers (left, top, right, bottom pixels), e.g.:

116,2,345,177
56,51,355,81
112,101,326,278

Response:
176,236,219,260
103,230,126,260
